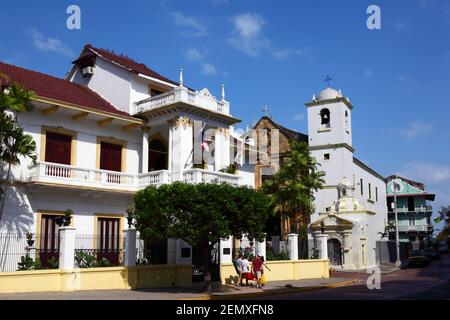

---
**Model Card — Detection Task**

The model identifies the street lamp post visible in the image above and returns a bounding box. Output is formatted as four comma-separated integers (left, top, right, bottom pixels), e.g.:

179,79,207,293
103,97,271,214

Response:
393,176,401,267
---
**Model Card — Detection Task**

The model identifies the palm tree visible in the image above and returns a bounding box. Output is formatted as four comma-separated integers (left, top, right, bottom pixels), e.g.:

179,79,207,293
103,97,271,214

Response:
0,80,36,222
262,141,325,242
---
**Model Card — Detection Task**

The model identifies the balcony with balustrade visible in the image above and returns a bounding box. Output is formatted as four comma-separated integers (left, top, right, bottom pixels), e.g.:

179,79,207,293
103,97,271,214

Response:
26,162,241,193
133,81,240,127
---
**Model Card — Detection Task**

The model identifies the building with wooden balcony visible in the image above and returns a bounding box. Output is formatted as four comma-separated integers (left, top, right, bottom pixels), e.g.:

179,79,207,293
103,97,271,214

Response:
386,175,435,248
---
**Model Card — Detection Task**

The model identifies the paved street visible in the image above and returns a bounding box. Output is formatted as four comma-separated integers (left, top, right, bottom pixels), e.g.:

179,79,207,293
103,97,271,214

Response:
0,277,353,300
255,254,450,300
1,255,448,300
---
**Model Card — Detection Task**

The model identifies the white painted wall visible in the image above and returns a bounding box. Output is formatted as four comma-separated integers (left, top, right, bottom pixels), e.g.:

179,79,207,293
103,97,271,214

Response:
70,57,132,114
16,110,142,175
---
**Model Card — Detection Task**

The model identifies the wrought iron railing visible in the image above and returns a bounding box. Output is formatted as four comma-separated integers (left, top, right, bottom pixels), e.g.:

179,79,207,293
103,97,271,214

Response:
0,233,60,272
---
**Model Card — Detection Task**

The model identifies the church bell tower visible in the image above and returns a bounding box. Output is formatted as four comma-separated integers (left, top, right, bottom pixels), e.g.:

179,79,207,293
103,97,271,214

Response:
305,84,355,213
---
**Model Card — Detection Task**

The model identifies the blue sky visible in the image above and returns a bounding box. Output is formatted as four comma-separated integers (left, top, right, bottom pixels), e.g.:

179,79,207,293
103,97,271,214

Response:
1,0,449,229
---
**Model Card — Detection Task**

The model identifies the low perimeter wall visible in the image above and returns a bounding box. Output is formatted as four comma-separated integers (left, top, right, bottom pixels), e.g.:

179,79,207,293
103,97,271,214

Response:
0,265,192,294
221,259,330,285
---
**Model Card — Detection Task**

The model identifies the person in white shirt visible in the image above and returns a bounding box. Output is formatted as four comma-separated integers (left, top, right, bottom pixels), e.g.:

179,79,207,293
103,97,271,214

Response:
240,257,251,286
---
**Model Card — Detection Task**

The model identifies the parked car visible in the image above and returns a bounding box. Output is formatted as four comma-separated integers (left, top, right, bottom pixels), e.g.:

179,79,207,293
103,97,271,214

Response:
437,241,448,253
406,250,431,267
424,248,441,260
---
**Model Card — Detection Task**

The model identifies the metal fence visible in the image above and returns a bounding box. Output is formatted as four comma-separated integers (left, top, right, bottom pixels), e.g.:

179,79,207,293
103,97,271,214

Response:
74,234,126,268
136,236,167,265
0,233,60,272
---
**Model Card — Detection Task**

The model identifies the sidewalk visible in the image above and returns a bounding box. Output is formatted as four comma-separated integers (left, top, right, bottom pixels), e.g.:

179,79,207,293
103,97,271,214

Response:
0,277,357,300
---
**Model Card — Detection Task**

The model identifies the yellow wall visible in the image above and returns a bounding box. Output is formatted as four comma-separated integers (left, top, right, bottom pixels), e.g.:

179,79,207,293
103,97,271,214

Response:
0,265,192,294
220,259,330,285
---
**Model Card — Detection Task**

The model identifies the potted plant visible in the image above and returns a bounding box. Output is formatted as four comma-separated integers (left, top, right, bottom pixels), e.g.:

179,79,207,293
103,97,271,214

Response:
63,209,73,226
26,232,34,247
126,205,134,228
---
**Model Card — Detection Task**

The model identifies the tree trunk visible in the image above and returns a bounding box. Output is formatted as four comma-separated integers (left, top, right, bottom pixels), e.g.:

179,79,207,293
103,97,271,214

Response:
0,162,12,222
201,243,212,293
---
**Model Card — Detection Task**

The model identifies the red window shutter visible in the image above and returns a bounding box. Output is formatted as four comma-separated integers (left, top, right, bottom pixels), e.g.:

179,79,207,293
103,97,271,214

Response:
45,132,72,165
100,142,122,172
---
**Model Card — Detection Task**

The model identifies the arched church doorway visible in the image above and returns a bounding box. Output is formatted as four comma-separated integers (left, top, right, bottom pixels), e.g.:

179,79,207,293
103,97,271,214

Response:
327,239,342,266
148,138,168,171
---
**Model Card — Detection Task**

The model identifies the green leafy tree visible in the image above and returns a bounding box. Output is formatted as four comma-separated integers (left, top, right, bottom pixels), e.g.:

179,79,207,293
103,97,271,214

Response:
0,77,37,222
262,140,325,238
130,182,273,292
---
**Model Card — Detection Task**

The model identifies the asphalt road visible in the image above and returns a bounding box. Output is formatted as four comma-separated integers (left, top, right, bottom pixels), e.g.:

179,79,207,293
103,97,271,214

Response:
255,254,450,300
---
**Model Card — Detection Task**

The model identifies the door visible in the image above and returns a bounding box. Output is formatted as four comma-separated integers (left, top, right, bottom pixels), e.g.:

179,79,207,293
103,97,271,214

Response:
148,139,167,171
100,142,122,183
97,217,121,265
39,214,61,268
327,239,342,266
45,132,72,177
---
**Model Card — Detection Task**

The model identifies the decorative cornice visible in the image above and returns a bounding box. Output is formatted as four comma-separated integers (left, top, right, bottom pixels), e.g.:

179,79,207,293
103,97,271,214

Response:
174,116,192,129
305,97,353,110
309,143,355,153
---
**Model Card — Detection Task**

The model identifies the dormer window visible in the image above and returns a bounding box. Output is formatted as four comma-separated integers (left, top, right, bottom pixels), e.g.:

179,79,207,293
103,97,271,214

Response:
320,108,330,128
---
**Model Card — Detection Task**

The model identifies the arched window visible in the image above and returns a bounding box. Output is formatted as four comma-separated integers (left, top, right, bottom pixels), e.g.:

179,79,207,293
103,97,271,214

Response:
148,138,168,171
320,108,330,128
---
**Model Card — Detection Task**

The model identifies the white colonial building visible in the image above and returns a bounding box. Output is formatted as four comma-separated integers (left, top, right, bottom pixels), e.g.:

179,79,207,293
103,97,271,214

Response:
306,87,388,270
0,44,254,272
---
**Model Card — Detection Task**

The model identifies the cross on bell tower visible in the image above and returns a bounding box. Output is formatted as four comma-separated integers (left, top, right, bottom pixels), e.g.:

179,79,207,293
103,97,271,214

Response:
324,75,332,87
262,104,271,118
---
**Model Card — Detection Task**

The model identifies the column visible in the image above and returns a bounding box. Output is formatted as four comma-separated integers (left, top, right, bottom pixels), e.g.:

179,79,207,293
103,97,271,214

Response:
176,239,192,265
59,226,76,270
168,121,173,171
316,234,328,260
220,237,233,264
214,128,222,171
123,228,137,267
255,235,266,260
171,117,193,181
142,128,149,173
288,233,298,260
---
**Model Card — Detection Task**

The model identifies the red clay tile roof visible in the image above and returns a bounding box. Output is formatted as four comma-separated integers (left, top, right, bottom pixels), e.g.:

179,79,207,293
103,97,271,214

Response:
83,44,180,86
0,61,131,117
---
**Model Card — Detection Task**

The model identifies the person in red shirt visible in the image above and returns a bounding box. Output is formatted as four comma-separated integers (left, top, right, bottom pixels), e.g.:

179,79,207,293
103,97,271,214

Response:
252,255,264,289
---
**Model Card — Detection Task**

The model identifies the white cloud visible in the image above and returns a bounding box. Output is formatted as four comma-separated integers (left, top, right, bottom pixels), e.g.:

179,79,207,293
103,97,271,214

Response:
185,48,204,61
399,161,450,185
400,121,433,140
272,47,312,60
201,63,218,76
398,161,450,229
227,13,270,57
364,69,373,79
27,29,74,57
293,113,305,122
172,11,207,37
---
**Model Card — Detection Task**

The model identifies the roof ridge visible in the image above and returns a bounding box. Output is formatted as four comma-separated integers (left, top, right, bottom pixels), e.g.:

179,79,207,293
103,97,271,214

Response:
84,44,179,86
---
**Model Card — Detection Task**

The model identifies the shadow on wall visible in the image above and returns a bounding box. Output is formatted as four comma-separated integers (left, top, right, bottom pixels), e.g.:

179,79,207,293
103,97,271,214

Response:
0,186,34,234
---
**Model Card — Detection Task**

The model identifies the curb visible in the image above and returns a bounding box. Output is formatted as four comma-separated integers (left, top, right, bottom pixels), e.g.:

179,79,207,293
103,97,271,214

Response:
178,279,358,300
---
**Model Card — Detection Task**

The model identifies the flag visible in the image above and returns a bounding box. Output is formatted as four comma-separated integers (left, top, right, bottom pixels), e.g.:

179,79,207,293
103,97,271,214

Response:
200,122,209,152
